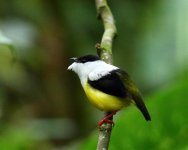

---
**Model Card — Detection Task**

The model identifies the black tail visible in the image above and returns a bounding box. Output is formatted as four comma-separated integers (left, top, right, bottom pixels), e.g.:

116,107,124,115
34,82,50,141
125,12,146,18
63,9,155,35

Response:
133,95,151,121
116,69,151,121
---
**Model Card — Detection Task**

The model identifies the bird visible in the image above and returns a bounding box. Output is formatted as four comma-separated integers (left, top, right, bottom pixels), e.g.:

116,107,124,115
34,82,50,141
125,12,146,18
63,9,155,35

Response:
68,54,151,126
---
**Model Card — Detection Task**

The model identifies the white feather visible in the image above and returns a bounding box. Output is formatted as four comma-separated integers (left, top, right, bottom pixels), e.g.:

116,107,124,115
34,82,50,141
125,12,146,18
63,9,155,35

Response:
88,64,118,81
68,60,118,86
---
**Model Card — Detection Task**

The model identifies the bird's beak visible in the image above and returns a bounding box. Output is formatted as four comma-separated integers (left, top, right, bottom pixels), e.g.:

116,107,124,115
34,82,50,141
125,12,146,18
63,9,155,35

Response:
68,57,77,70
70,57,77,62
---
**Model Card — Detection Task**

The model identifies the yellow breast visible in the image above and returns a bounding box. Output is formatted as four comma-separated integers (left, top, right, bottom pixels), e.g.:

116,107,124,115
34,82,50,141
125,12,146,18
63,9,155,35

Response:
83,82,131,111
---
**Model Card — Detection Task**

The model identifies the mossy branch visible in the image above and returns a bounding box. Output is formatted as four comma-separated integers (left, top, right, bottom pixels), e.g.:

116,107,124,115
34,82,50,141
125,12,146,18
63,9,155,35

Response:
95,0,117,150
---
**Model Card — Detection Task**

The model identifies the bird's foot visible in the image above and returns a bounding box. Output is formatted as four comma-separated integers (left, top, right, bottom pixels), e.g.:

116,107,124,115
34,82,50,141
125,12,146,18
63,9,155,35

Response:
97,110,118,128
97,118,114,127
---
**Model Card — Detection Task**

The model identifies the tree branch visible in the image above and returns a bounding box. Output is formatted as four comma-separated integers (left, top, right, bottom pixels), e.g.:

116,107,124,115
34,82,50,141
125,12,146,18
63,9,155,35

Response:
95,0,117,64
95,0,117,149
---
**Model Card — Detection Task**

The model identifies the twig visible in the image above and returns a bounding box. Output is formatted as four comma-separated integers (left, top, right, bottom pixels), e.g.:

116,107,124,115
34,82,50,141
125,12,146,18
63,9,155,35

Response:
95,0,117,150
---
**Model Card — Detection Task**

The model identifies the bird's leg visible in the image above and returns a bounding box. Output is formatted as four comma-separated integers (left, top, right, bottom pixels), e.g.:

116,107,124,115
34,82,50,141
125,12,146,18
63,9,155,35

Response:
98,110,118,127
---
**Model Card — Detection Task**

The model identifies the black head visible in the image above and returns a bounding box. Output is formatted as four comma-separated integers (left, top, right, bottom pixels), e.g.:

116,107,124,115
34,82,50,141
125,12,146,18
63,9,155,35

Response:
71,55,100,63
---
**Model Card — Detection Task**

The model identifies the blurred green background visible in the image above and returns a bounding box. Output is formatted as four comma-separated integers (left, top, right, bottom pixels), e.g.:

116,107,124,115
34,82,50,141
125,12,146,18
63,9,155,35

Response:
0,0,188,150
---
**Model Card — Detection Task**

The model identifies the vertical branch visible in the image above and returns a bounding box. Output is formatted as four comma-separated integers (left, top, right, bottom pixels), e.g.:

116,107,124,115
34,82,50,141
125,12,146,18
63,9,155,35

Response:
95,0,117,150
95,0,117,64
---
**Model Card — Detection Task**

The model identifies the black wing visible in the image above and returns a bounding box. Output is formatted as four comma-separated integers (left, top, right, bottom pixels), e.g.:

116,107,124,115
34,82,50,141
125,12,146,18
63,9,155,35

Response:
88,69,151,121
88,69,128,98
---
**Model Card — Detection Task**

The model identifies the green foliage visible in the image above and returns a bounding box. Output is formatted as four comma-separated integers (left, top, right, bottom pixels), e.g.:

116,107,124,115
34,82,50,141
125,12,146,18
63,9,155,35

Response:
0,126,52,150
79,76,188,150
0,127,34,150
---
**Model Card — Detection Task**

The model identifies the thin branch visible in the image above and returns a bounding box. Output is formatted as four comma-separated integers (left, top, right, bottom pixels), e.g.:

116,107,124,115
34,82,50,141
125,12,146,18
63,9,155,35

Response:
95,0,117,150
95,0,117,64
